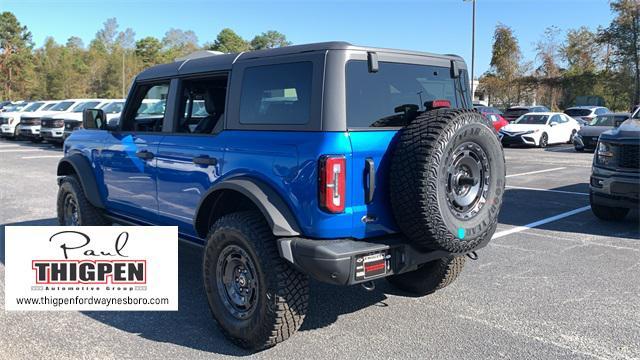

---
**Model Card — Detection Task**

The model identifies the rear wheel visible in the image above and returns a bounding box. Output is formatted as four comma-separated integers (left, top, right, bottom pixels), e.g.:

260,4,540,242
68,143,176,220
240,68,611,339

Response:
386,256,465,295
203,211,309,350
390,109,505,253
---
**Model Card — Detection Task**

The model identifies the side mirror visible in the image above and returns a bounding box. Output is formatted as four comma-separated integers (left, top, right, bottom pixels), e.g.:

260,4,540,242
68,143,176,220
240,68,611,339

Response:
549,122,557,127
83,109,107,130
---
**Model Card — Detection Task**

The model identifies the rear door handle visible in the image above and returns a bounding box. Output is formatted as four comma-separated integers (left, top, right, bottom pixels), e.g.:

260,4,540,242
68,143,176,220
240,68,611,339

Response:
136,150,154,160
364,158,375,204
193,155,217,166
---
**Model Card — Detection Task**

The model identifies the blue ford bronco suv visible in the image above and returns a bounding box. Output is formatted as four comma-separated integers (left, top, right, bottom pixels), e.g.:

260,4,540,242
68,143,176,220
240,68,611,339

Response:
56,42,505,349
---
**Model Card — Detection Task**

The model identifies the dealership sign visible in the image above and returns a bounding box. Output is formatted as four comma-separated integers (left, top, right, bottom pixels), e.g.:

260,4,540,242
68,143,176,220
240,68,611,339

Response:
5,226,178,311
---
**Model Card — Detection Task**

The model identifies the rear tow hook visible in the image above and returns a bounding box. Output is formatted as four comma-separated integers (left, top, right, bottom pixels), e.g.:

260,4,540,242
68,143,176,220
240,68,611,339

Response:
361,281,376,291
466,251,479,260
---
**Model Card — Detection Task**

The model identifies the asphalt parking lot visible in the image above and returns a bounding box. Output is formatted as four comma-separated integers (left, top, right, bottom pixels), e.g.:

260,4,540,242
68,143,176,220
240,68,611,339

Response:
0,138,639,360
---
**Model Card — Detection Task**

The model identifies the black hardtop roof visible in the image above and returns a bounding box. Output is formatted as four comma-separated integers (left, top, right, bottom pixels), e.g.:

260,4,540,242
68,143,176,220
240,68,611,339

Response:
136,41,464,81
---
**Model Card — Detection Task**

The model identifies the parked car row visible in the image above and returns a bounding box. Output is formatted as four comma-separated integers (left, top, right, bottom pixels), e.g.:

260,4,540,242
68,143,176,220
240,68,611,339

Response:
0,98,124,144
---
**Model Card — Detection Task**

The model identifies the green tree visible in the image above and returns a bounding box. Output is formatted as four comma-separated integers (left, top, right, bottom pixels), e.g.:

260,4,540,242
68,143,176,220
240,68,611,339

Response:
250,30,291,50
162,28,198,60
135,36,163,66
207,28,249,53
600,0,640,106
0,11,35,99
535,26,562,110
481,24,526,107
561,27,600,74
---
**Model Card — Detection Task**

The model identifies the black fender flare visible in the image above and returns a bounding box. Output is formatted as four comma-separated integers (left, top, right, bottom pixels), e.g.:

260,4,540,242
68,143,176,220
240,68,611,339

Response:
195,177,301,237
57,154,105,209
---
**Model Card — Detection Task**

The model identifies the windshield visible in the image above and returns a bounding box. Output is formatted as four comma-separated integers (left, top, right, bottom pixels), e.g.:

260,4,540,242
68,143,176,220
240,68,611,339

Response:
72,101,101,112
565,108,592,117
49,101,75,111
102,102,124,114
23,102,45,112
590,115,628,126
515,114,549,125
42,103,57,110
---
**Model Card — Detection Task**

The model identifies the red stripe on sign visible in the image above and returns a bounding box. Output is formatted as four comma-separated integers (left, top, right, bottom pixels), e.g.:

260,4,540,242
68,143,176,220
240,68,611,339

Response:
365,263,385,272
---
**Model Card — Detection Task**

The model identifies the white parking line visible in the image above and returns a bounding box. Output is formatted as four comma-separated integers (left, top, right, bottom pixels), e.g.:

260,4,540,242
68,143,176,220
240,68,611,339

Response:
492,205,592,239
505,185,589,196
21,155,63,159
506,167,566,178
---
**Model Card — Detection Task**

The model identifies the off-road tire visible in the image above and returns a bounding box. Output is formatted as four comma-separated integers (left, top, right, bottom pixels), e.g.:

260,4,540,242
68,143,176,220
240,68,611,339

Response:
56,176,107,225
386,256,465,296
203,211,309,350
590,192,629,221
390,109,505,253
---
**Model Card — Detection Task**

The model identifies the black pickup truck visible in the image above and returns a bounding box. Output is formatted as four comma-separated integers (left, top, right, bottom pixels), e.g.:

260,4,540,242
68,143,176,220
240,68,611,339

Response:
589,111,640,221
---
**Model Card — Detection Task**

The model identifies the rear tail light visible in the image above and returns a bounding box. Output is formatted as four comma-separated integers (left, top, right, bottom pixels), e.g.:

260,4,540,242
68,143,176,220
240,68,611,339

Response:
319,155,346,213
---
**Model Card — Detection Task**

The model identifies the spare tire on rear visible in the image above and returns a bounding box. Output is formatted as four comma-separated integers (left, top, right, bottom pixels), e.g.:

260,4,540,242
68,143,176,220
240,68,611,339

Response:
390,109,505,253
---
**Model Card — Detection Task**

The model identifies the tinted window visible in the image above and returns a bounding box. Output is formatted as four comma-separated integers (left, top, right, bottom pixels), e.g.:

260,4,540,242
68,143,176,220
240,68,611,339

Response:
239,62,312,125
564,108,591,116
42,103,57,110
504,108,529,118
122,83,170,132
516,114,548,125
595,108,609,115
549,115,561,124
102,102,124,114
590,115,628,126
23,102,44,112
49,101,75,111
346,61,461,128
72,101,101,112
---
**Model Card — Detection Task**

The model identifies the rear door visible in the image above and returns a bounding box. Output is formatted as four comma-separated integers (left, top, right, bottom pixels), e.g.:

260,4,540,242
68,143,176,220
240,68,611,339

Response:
155,74,228,237
345,57,470,238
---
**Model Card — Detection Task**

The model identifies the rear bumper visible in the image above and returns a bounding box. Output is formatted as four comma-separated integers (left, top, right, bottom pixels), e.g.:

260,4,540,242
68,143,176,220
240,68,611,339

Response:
278,235,487,286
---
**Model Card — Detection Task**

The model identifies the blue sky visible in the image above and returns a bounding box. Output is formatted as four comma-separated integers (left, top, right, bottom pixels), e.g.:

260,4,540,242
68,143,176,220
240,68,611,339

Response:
4,0,613,77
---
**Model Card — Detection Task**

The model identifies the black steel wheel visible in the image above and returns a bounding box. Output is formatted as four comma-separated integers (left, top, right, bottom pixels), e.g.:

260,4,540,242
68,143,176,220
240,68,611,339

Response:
215,244,259,320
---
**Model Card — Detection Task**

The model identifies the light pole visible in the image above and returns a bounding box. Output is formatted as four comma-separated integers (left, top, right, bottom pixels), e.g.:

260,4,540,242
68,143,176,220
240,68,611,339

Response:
464,0,476,97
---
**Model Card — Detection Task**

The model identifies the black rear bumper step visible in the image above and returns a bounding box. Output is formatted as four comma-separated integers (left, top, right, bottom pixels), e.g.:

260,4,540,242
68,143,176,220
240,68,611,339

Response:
277,235,488,286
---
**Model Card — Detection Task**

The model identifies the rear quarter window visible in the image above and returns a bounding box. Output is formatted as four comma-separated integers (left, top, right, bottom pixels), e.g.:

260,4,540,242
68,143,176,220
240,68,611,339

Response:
239,62,312,125
346,61,462,128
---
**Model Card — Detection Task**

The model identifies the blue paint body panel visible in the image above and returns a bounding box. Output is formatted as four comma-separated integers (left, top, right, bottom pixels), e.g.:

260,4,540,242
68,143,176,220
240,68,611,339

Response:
64,129,401,242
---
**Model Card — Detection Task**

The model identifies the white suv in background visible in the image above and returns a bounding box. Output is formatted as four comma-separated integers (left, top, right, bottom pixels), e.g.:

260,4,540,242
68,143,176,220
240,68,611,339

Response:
62,100,125,140
564,106,610,126
40,99,110,144
18,99,89,142
0,101,58,139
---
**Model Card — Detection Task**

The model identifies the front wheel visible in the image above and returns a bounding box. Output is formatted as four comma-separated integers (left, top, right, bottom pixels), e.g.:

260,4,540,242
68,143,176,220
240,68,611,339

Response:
538,133,548,148
386,256,465,296
56,176,107,225
203,211,309,350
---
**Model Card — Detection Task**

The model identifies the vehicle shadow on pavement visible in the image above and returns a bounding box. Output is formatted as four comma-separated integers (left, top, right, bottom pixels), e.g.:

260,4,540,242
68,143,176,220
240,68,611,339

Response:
500,186,640,240
0,218,59,264
0,218,390,355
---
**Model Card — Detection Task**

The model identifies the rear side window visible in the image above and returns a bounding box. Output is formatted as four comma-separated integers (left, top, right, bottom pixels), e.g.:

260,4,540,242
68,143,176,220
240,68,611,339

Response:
564,108,591,116
239,62,312,125
346,61,461,128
